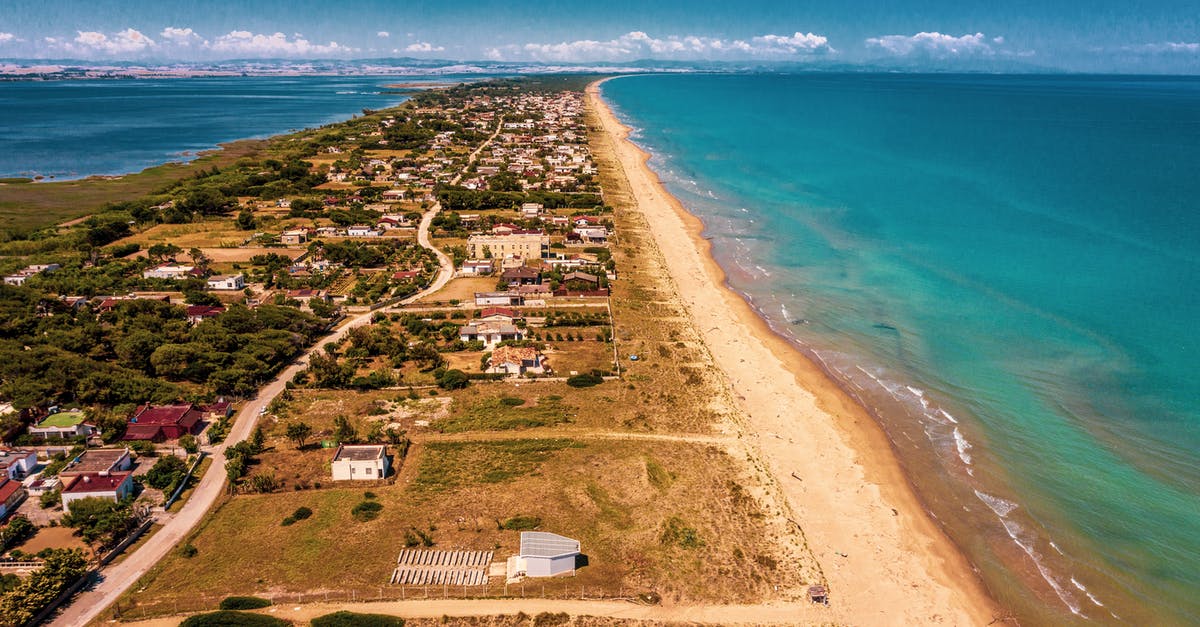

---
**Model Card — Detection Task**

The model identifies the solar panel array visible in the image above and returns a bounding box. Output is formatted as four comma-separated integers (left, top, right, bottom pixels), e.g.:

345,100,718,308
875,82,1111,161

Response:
389,549,494,586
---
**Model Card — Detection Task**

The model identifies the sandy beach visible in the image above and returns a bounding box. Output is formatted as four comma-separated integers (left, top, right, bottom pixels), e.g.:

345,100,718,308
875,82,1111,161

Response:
587,78,1001,625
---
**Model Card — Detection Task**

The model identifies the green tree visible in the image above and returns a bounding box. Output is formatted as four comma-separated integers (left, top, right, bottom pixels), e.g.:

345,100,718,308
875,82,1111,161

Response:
249,425,265,454
437,369,470,390
147,242,182,263
179,433,199,454
235,210,257,230
0,549,89,627
285,421,313,448
144,455,188,491
179,187,234,216
332,414,356,444
61,497,138,549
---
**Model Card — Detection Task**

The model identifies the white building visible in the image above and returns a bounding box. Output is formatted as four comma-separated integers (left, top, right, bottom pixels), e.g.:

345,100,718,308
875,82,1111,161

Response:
466,231,548,260
142,264,199,280
330,444,390,481
0,449,38,480
347,225,381,237
4,264,61,286
60,472,134,512
460,260,494,276
507,531,580,580
206,274,245,290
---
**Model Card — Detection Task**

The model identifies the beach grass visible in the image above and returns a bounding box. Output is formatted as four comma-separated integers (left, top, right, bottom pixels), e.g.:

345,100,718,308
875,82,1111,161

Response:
0,139,266,232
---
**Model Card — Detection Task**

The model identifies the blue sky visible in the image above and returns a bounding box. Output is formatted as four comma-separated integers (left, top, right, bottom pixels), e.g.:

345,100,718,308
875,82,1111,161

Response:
0,0,1197,72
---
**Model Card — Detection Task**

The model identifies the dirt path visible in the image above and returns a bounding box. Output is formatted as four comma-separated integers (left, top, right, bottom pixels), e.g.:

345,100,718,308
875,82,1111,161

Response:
106,597,841,626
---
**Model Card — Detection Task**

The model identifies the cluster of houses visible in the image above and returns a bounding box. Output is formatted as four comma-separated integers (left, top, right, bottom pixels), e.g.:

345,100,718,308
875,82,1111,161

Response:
2,263,61,287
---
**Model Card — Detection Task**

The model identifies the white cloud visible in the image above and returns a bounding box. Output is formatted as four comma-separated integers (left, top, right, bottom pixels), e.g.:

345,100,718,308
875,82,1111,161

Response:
405,41,445,53
866,32,994,57
160,27,202,46
377,31,390,38
72,28,156,55
0,33,15,44
208,30,353,57
491,30,834,62
1126,41,1200,54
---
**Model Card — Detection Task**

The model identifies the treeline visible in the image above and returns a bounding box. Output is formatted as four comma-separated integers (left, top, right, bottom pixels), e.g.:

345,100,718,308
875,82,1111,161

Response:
436,187,602,213
0,289,327,410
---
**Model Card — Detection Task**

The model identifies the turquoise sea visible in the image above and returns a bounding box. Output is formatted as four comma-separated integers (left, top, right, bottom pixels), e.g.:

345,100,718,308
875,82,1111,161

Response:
0,76,418,180
602,74,1199,625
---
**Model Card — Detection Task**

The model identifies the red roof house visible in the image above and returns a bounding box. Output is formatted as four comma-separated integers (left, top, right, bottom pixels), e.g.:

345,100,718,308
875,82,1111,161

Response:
122,404,204,442
61,472,134,512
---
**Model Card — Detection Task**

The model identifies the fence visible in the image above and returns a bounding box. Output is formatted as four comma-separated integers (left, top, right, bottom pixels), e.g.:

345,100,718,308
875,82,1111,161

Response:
163,452,207,510
103,578,638,623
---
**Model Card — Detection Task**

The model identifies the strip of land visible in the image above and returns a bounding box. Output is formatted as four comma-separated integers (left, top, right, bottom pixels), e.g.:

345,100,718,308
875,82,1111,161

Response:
585,78,1000,624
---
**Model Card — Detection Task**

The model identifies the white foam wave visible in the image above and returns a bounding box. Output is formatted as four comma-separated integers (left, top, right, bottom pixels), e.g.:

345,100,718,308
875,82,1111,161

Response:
1050,541,1064,555
975,489,1018,518
975,491,1082,615
755,264,771,277
781,304,791,321
938,408,959,424
953,427,973,465
1072,577,1105,607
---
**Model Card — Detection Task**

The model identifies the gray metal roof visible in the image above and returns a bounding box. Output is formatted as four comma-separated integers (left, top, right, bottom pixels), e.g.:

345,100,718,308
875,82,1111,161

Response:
520,531,580,559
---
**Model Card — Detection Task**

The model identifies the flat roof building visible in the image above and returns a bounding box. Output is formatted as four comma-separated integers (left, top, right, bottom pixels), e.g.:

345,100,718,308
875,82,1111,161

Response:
507,531,581,579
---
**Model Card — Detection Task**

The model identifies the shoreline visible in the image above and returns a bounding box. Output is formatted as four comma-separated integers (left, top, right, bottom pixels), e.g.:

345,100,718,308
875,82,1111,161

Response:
587,78,1002,623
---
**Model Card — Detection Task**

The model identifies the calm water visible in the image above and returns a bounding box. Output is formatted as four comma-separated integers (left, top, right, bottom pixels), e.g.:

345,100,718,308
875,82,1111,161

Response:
0,76,415,179
603,74,1199,625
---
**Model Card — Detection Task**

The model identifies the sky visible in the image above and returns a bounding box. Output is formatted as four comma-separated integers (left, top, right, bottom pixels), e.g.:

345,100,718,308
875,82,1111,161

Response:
0,0,1198,73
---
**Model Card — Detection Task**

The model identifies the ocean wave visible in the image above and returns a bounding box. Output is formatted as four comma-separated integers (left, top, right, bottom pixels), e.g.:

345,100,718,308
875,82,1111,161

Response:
975,490,1082,615
1072,577,1105,607
953,427,973,465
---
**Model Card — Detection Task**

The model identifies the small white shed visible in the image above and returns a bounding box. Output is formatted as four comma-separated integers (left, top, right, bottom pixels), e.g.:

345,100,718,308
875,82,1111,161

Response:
517,531,580,578
330,444,389,481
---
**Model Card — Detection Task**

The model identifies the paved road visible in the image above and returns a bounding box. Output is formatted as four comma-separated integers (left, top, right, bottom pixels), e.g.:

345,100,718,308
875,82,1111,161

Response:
47,119,505,627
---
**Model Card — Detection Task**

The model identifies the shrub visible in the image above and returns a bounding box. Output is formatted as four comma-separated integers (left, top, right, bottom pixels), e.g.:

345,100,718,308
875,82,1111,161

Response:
363,491,377,500
499,515,542,531
660,516,704,549
499,396,525,407
219,596,273,610
179,610,289,626
281,517,297,527
292,506,313,520
351,500,383,522
311,611,404,627
566,373,603,388
437,369,469,390
181,543,198,558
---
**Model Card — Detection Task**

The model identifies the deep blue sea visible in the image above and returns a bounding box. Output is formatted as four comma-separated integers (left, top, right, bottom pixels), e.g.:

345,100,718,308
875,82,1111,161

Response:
0,76,417,179
603,74,1199,625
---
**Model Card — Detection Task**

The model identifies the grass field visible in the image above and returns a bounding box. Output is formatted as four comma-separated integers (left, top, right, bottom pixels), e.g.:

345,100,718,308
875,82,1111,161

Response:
109,436,811,619
0,140,266,232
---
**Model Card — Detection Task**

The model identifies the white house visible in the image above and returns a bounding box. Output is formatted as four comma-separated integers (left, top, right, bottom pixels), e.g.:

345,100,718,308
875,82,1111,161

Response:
27,408,98,440
0,477,26,520
0,449,38,480
330,444,390,481
474,292,522,307
460,260,494,276
507,531,580,580
206,274,245,290
3,264,61,286
459,321,523,348
60,472,134,512
142,264,199,280
347,225,381,237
